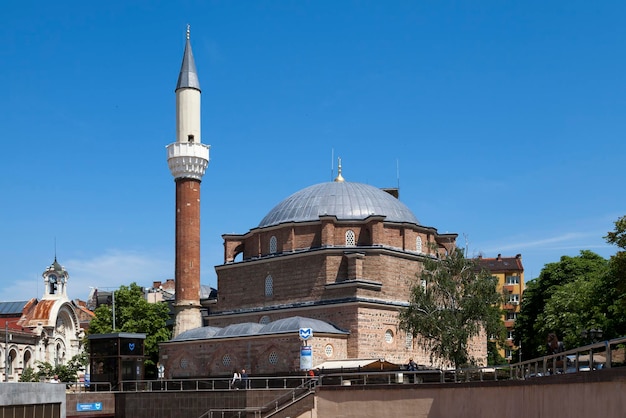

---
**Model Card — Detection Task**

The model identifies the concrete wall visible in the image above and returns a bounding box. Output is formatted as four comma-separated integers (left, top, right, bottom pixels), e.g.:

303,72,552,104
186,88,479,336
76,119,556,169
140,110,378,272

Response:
115,389,288,418
315,368,626,418
0,382,65,417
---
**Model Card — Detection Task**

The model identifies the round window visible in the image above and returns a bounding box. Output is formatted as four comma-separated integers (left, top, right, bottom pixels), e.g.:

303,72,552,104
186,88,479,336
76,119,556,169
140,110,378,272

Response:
222,354,231,367
324,344,333,357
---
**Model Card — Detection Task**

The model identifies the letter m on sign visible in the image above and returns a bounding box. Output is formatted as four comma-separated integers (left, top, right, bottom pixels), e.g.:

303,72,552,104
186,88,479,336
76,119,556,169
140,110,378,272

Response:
299,328,313,340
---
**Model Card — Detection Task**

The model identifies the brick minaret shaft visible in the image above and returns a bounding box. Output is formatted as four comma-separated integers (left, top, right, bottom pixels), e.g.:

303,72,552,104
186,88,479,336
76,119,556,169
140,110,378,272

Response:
167,26,210,337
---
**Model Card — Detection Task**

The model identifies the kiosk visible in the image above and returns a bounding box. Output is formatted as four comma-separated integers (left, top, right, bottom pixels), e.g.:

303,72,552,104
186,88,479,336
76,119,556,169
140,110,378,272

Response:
88,333,146,390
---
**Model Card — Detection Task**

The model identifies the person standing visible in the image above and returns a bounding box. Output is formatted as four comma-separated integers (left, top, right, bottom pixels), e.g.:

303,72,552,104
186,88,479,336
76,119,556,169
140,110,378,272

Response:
241,369,249,389
231,369,241,389
546,333,565,374
157,362,165,389
407,358,418,383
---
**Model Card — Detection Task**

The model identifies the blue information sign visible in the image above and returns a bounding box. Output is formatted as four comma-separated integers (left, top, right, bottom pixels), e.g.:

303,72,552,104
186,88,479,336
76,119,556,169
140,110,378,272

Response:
300,345,312,370
77,402,103,412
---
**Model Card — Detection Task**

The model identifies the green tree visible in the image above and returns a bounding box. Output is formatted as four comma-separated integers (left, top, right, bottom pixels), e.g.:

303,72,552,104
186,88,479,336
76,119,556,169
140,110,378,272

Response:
400,247,505,369
487,341,507,366
514,251,608,360
538,276,606,349
601,215,626,338
19,366,39,382
605,215,626,250
88,283,171,368
20,352,89,383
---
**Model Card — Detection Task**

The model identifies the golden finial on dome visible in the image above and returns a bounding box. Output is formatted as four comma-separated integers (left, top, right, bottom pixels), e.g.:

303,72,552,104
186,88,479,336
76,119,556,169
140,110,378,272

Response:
334,157,345,182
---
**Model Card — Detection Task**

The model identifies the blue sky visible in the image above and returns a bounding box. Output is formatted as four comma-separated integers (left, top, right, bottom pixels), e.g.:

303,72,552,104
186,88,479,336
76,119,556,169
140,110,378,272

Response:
1,1,624,302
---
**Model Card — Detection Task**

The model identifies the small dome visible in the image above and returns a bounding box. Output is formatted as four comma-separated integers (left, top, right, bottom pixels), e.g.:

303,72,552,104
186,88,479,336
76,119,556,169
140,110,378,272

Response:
258,181,419,228
171,326,222,341
169,317,348,342
213,323,265,338
259,316,348,335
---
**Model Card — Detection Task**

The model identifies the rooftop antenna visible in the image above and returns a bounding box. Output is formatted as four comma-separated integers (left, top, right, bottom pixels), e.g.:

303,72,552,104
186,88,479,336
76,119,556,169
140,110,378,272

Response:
463,233,469,256
396,159,400,191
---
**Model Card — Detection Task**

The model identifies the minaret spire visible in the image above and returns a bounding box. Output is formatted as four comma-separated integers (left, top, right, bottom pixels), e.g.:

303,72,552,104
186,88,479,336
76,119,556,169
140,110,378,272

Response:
334,157,345,182
176,25,201,92
167,26,210,337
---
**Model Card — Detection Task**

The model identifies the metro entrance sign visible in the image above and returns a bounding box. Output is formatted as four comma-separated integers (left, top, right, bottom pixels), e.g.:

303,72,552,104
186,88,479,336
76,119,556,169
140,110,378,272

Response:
76,402,103,412
299,328,313,340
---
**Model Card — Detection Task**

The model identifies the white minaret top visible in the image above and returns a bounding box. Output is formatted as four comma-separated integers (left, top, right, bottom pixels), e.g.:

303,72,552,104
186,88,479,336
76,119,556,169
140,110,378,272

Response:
167,26,210,181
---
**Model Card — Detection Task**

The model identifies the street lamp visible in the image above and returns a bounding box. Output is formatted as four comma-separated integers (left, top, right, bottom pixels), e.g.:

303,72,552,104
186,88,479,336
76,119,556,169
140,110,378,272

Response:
90,287,117,331
581,328,603,344
4,321,9,382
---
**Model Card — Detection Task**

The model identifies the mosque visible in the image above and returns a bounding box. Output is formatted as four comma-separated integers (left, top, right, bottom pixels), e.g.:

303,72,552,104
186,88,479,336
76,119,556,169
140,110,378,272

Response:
159,29,487,378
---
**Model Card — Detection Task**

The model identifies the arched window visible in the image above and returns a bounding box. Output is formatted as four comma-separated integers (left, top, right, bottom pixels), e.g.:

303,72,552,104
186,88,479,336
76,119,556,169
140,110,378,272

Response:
23,350,32,369
405,333,413,349
259,315,271,324
8,348,17,375
55,343,61,366
269,236,277,254
345,230,356,247
416,236,423,253
265,275,274,297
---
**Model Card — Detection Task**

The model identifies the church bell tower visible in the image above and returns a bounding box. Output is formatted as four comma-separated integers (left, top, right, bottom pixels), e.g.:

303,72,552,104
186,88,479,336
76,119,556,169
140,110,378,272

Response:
166,26,209,337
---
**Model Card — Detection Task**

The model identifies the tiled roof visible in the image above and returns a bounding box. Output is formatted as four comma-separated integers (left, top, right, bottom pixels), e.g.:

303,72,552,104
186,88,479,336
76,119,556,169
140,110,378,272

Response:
0,301,29,315
476,255,524,273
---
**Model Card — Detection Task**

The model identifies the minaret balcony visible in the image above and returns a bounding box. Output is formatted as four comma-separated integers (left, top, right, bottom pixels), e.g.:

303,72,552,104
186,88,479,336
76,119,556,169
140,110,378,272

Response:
167,142,210,180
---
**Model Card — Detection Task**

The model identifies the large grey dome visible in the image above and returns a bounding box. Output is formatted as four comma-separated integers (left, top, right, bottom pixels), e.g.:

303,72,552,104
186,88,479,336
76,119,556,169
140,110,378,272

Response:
258,181,419,228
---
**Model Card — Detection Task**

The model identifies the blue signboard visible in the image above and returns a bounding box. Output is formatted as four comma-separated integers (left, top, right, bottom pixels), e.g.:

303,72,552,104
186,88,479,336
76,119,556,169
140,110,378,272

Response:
299,327,313,340
300,345,312,370
77,402,103,412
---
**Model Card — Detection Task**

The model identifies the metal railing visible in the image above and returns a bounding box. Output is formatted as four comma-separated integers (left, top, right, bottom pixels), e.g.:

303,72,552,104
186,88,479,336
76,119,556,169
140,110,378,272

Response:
200,378,317,418
61,381,112,392
509,336,626,379
119,375,312,392
111,336,625,394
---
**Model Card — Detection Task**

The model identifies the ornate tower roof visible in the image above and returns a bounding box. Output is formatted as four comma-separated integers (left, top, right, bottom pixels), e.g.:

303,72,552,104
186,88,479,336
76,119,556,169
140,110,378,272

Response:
176,25,201,92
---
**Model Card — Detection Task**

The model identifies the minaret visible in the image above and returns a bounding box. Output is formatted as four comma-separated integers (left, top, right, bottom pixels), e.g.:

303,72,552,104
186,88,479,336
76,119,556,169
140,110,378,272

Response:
166,25,210,337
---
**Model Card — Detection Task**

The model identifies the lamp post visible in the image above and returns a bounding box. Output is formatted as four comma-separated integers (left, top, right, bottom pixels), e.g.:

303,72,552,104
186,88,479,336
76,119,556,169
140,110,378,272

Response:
90,287,117,331
581,328,603,344
4,321,8,382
